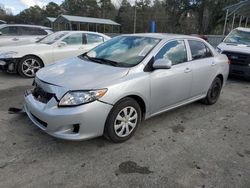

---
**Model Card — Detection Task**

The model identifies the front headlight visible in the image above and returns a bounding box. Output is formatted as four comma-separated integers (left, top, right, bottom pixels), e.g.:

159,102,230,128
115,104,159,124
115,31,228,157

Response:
216,47,222,53
0,51,18,59
58,89,107,107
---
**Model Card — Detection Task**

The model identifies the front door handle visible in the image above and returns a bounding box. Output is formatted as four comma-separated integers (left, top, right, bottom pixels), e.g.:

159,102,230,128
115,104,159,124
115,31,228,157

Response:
184,67,192,73
211,62,216,66
12,38,19,41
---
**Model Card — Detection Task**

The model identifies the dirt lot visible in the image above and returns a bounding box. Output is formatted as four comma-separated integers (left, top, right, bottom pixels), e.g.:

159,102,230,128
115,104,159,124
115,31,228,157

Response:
0,72,250,188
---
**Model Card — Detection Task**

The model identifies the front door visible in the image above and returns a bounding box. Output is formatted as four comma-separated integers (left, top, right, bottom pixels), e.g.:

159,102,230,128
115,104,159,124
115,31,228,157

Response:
53,33,86,62
150,40,193,115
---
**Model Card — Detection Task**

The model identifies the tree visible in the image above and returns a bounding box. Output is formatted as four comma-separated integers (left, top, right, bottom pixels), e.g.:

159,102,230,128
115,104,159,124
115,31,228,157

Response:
99,0,117,20
194,0,240,34
0,0,243,34
18,5,44,24
152,0,168,32
44,2,63,17
116,0,133,33
61,0,100,17
136,0,152,32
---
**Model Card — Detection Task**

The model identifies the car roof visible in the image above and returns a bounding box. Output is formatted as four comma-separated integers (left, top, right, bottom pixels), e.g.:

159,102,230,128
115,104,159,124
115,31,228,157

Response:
121,33,202,40
234,27,250,32
0,24,51,30
55,30,111,38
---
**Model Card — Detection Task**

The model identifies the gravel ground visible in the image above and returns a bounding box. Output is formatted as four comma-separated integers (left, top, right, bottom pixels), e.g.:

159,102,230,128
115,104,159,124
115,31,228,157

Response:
0,72,250,188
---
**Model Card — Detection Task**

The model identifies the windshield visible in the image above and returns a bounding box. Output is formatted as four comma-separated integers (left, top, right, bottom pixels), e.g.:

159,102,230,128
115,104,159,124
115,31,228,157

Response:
85,36,160,67
38,32,68,44
224,29,250,45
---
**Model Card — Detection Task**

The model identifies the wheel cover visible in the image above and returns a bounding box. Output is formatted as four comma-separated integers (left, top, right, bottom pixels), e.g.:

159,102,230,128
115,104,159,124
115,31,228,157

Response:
114,106,138,137
21,58,41,77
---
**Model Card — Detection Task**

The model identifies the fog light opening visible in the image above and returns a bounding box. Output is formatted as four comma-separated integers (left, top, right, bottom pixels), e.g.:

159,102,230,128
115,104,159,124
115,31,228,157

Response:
8,63,15,71
0,60,6,66
73,124,80,133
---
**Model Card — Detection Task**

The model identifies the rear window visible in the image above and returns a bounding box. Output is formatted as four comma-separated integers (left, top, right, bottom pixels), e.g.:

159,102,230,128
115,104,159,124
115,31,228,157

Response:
188,40,213,60
19,27,47,35
86,33,104,44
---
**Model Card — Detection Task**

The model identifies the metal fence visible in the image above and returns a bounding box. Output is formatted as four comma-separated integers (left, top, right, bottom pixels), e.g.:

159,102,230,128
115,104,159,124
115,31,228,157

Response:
207,35,224,47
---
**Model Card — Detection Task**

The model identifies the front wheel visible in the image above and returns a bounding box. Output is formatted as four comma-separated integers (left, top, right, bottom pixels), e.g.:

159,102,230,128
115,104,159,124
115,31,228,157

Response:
104,98,142,143
17,56,43,78
201,77,222,105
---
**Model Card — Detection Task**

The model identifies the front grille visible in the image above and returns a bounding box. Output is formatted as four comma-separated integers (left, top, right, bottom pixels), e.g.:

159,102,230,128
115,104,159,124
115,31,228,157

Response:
222,51,250,66
31,113,47,127
32,85,55,104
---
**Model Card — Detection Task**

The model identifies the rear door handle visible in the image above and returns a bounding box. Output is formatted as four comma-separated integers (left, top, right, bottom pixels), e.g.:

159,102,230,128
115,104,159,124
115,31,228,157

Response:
211,62,216,66
184,67,192,73
12,38,19,41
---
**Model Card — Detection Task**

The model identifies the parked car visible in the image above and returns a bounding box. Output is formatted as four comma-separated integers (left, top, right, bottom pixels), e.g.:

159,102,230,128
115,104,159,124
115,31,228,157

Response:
0,20,6,25
0,31,110,78
217,27,250,79
24,34,229,143
0,24,52,47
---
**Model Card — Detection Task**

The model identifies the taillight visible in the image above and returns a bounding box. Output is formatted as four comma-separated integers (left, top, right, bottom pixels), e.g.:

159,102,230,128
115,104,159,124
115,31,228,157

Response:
228,59,231,64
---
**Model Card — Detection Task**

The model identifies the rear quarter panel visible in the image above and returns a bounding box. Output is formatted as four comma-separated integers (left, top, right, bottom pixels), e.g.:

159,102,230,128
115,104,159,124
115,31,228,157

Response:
214,53,229,86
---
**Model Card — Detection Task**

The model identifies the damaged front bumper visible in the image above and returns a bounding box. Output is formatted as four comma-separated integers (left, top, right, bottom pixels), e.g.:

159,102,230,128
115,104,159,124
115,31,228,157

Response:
23,80,113,141
0,58,20,73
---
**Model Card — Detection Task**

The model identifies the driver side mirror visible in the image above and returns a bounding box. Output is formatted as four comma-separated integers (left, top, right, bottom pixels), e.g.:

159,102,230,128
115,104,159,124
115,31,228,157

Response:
57,41,67,47
153,58,172,69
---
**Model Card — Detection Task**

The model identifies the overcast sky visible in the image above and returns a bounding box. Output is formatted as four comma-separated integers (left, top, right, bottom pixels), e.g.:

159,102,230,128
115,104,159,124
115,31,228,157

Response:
1,0,136,15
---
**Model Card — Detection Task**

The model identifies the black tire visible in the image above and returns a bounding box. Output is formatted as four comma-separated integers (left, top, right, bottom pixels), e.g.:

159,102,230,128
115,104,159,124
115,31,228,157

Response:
201,77,222,105
17,55,43,78
104,97,142,143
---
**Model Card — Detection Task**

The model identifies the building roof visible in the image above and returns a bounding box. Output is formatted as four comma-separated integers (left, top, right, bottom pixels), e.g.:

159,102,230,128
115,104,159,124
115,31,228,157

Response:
223,0,250,17
55,15,120,26
0,24,51,29
46,17,56,23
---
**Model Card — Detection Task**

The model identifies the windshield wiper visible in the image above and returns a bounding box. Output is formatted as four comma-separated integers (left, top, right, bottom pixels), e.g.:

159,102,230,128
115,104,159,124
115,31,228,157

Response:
81,53,119,66
92,57,119,66
225,43,237,46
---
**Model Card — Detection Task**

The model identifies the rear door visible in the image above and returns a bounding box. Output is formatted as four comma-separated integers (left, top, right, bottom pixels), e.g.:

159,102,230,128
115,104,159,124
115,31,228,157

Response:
18,27,47,44
187,40,216,97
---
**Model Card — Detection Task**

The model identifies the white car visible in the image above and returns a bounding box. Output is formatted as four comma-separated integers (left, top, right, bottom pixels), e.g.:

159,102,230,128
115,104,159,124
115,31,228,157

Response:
0,31,111,78
0,24,52,47
217,27,250,79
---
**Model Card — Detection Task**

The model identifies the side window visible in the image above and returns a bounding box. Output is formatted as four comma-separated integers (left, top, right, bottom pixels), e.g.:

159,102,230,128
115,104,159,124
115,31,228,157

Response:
86,34,104,44
155,40,187,65
19,27,31,35
188,40,213,60
19,27,47,35
0,26,19,35
62,33,83,45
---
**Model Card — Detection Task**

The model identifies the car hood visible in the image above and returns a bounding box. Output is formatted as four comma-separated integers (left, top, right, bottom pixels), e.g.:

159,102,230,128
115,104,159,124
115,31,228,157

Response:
218,42,250,54
36,56,130,91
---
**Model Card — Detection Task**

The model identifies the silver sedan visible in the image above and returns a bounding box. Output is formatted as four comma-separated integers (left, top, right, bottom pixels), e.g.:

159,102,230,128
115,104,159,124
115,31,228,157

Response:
24,34,229,142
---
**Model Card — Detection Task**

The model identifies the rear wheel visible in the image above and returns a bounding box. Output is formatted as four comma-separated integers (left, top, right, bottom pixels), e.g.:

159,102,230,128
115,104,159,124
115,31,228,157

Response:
202,77,222,105
104,98,142,143
17,56,43,78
